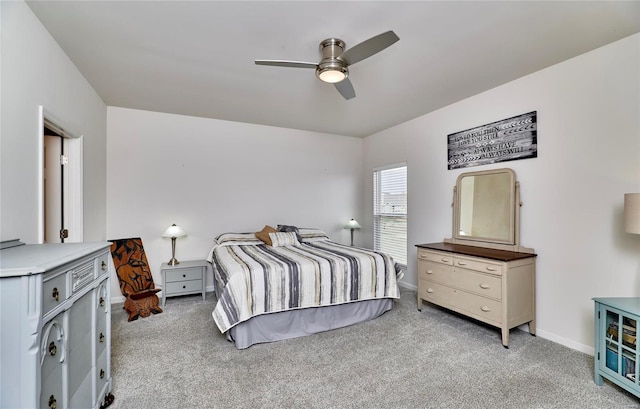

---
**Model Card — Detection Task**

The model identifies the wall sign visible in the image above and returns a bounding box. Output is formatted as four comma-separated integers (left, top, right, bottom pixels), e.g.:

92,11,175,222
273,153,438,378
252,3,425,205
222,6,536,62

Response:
447,111,537,170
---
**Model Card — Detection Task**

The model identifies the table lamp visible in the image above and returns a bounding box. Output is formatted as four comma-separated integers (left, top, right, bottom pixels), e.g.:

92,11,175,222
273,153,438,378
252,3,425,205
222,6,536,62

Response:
344,218,361,246
162,223,186,265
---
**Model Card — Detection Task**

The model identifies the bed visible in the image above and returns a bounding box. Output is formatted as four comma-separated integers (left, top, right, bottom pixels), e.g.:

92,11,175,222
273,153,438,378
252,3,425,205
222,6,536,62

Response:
207,226,401,349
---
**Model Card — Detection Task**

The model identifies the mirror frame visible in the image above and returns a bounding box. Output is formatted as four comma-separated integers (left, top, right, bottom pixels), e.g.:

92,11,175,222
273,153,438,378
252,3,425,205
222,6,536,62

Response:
445,168,533,253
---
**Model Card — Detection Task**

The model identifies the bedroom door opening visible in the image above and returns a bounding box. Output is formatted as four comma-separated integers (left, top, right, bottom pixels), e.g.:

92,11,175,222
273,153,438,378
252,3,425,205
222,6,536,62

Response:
39,106,84,244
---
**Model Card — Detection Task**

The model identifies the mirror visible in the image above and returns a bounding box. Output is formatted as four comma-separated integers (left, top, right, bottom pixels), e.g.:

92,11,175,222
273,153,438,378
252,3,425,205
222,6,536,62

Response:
454,168,516,245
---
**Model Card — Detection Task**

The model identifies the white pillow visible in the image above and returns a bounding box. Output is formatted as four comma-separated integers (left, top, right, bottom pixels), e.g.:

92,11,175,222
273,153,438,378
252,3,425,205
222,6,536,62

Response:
215,232,262,247
298,228,330,242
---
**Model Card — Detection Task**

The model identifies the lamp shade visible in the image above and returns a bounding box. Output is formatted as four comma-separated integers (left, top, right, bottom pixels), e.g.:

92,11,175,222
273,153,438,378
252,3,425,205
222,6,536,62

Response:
344,219,361,230
624,193,640,234
162,223,186,238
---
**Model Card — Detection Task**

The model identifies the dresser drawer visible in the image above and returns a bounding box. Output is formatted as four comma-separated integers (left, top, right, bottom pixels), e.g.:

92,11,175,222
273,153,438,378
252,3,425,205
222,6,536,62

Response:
421,262,502,300
43,272,67,315
166,279,203,294
165,267,203,282
417,250,453,266
454,255,502,276
420,280,502,324
96,253,109,277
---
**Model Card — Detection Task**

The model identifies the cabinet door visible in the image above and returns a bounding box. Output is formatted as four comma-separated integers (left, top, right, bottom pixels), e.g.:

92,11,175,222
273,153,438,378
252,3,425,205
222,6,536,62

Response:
68,290,93,408
601,306,639,386
40,313,66,409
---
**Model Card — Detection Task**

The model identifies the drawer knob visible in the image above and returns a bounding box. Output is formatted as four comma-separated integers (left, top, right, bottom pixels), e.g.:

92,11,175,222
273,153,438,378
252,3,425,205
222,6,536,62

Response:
49,395,57,409
48,341,57,356
426,269,433,275
183,274,186,278
480,306,491,312
479,283,490,289
426,288,434,293
183,285,186,289
100,369,105,379
101,261,107,271
486,266,497,271
99,297,105,307
52,287,59,301
99,332,105,343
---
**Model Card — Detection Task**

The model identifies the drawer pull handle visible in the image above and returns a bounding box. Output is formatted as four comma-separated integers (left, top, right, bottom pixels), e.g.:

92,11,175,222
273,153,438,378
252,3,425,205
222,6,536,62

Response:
457,261,467,266
49,395,57,409
52,287,59,301
441,258,450,263
419,255,427,259
426,269,433,275
479,284,490,289
486,266,497,271
101,261,107,271
100,369,105,379
426,288,434,293
480,306,491,312
183,285,186,289
99,333,105,343
48,342,57,356
99,297,105,307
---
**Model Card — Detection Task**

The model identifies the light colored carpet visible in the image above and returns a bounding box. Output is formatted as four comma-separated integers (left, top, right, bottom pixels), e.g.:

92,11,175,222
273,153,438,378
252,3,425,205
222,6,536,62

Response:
109,289,639,408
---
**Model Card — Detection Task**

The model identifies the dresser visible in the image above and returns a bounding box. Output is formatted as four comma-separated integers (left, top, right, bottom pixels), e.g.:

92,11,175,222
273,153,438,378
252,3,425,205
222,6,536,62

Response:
416,242,536,347
0,242,114,409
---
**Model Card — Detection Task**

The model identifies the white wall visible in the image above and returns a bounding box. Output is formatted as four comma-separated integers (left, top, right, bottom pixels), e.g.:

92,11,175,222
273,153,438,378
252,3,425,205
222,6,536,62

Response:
106,107,363,300
0,1,107,243
363,33,640,353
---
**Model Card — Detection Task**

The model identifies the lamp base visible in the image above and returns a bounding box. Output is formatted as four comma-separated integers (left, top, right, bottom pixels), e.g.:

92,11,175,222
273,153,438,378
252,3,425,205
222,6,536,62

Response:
168,257,179,266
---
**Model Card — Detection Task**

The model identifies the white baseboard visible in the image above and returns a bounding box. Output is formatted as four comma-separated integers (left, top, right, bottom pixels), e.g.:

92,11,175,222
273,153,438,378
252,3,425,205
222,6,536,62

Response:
534,328,594,356
110,285,217,305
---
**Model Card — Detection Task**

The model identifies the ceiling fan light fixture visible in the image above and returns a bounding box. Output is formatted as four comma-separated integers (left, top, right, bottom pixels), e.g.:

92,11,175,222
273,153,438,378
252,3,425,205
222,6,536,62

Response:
317,67,347,83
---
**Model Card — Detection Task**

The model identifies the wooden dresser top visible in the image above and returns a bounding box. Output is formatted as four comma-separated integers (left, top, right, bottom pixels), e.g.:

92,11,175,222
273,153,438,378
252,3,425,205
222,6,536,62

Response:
416,242,537,262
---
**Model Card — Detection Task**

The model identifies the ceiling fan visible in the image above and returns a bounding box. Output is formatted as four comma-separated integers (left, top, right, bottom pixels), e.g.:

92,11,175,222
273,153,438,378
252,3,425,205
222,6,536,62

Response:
255,30,399,100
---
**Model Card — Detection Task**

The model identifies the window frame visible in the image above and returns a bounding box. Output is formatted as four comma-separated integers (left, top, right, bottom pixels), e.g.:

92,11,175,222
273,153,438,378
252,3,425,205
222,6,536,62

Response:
373,162,407,266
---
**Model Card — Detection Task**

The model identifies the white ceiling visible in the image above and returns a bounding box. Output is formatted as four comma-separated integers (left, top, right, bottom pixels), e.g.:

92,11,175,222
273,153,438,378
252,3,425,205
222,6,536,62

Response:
27,1,640,138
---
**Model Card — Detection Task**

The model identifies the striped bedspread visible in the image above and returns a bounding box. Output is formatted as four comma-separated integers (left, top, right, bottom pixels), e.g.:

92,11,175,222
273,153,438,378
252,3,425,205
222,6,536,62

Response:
210,241,400,333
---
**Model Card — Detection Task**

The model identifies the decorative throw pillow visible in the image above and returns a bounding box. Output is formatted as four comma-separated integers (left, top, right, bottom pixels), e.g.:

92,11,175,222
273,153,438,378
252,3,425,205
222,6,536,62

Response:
277,224,302,242
269,231,300,247
255,225,278,245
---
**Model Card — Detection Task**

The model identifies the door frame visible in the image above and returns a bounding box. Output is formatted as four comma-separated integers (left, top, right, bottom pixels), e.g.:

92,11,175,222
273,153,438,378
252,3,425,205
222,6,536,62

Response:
37,106,84,244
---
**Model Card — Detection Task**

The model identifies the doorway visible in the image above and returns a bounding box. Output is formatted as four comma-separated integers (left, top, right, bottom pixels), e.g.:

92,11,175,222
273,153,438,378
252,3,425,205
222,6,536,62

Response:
38,106,84,244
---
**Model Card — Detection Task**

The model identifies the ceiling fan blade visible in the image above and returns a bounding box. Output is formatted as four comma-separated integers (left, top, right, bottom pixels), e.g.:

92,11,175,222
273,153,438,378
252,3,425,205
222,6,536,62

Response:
255,60,317,69
339,31,399,66
335,78,356,100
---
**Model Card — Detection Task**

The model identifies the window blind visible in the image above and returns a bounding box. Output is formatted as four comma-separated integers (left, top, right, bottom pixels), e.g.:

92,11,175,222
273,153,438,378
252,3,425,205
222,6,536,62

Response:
373,164,407,265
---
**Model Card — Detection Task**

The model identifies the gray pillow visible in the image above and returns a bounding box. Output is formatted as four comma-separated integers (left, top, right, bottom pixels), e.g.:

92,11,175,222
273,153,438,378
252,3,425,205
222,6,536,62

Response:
277,225,301,242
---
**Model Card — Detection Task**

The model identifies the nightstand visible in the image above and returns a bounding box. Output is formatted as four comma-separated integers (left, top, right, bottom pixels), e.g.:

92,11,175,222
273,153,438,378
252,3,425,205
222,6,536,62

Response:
161,260,208,306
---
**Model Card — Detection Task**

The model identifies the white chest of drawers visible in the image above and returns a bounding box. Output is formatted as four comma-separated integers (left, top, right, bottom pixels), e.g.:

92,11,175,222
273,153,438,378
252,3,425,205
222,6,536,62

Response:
416,242,536,347
0,242,114,409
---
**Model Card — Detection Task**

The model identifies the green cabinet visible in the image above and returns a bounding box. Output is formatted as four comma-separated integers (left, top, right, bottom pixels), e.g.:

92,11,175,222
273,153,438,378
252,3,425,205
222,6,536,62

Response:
594,297,640,398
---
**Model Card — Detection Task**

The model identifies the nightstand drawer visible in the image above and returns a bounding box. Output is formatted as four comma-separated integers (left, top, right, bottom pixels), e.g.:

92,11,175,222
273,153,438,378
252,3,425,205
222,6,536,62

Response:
165,268,202,282
166,279,203,294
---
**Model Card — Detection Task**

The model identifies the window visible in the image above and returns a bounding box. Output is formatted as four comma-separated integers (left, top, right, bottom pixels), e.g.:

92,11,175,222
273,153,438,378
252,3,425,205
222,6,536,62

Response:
373,163,407,265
